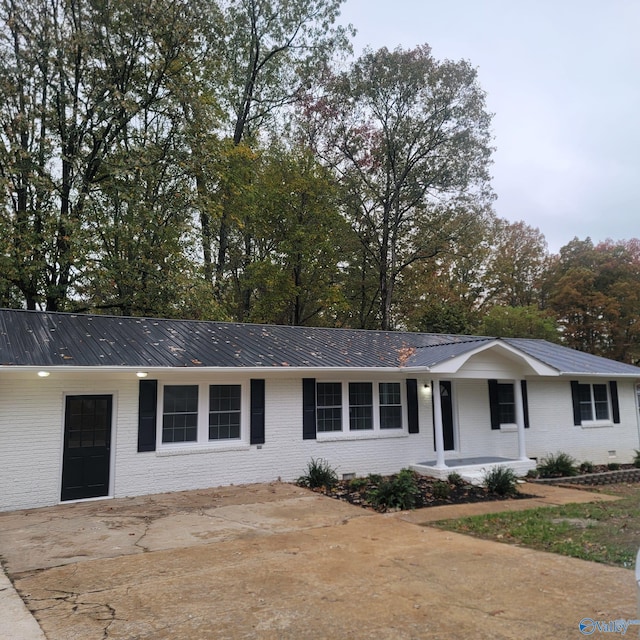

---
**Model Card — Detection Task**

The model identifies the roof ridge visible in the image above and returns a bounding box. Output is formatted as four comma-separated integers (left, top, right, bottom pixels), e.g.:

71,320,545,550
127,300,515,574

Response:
414,336,494,349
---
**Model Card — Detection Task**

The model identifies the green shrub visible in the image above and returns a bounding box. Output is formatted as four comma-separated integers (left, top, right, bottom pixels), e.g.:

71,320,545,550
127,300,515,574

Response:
348,477,368,491
367,473,383,485
367,468,419,511
525,468,539,479
483,466,519,497
432,480,451,500
447,472,465,487
296,458,338,489
607,462,621,471
579,461,595,474
537,452,578,478
634,451,640,469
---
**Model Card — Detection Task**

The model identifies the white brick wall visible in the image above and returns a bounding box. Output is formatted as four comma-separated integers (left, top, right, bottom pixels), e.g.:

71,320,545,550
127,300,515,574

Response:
0,372,435,511
1,368,639,511
525,378,640,465
447,378,640,464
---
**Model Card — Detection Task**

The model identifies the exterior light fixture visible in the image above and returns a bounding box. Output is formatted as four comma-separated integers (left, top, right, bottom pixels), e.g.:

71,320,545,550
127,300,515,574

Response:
37,371,50,378
136,371,148,378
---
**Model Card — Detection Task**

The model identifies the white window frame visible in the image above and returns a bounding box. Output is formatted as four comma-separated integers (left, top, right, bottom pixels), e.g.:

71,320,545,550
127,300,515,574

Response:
315,378,409,441
156,380,250,451
577,382,612,426
379,382,403,430
497,381,517,430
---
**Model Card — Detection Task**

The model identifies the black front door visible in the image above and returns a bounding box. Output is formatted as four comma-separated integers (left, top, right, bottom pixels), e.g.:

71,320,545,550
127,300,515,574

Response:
61,395,112,501
434,381,455,451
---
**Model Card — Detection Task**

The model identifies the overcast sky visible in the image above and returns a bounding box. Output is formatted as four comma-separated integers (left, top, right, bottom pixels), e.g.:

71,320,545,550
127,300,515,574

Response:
337,0,640,253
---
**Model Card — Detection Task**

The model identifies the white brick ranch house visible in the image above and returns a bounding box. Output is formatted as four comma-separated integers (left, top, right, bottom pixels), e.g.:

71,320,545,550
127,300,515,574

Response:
1,308,640,512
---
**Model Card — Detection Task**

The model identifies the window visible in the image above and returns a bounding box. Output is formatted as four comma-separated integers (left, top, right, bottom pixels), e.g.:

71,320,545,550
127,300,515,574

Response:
317,382,342,432
497,383,516,424
488,379,529,430
307,379,407,436
379,382,402,429
162,385,198,443
577,383,609,422
158,381,251,447
349,382,373,430
209,385,241,440
571,380,620,426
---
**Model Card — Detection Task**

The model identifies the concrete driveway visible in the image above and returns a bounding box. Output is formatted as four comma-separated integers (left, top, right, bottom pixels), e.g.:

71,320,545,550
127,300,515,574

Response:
0,482,634,639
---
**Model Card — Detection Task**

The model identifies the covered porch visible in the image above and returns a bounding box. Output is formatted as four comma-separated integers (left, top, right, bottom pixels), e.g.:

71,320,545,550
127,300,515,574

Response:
419,371,536,485
410,456,536,486
407,340,551,486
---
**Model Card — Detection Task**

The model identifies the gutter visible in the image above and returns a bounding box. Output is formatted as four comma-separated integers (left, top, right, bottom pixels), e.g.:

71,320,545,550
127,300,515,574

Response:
0,365,432,376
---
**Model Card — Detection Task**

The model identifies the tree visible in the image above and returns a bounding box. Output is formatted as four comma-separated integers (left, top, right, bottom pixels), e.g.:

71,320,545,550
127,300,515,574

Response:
478,305,559,341
73,110,205,318
199,0,353,308
546,237,640,362
0,0,208,310
310,45,494,329
238,144,349,325
483,219,550,308
396,209,494,333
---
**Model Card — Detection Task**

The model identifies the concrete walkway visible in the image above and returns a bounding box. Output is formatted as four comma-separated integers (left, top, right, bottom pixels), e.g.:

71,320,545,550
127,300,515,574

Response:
0,571,46,640
0,482,631,640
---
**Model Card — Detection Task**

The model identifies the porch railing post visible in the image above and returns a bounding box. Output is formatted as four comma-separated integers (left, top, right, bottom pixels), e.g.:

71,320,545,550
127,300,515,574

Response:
514,379,528,461
432,380,447,469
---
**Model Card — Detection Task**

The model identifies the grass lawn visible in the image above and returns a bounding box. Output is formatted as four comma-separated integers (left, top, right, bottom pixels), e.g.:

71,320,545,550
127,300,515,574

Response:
433,483,640,569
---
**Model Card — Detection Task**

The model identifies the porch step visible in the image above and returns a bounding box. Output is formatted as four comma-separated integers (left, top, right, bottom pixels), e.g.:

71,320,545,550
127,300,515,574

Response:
410,459,536,486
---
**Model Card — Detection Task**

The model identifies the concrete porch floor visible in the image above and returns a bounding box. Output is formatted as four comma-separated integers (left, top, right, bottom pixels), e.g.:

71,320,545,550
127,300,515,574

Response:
411,456,537,485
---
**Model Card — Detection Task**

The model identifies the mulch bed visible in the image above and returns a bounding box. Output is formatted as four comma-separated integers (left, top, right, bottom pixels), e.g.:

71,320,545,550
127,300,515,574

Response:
306,473,535,513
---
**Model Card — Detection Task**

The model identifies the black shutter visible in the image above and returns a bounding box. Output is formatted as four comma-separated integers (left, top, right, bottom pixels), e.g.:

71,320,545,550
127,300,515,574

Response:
302,378,317,440
250,379,266,444
488,379,500,429
609,381,620,424
406,379,419,433
137,379,158,452
521,380,530,429
570,380,582,425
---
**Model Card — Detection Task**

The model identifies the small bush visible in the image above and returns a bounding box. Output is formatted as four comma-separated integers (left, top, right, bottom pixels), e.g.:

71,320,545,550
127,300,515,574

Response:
367,468,419,511
525,468,539,479
607,462,621,471
432,480,451,500
537,452,578,478
348,477,368,491
367,473,383,485
634,450,640,469
296,458,338,489
447,472,465,487
579,461,595,474
483,466,519,497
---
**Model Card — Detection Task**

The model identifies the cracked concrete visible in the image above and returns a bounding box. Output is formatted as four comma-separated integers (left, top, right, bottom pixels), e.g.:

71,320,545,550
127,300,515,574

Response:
0,482,635,639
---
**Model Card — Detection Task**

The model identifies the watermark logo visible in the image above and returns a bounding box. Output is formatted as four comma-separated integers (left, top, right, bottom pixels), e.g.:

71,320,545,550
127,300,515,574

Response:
579,618,640,635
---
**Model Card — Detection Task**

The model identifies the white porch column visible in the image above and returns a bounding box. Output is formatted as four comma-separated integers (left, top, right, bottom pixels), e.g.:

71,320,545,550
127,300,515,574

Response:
432,380,447,469
514,380,528,461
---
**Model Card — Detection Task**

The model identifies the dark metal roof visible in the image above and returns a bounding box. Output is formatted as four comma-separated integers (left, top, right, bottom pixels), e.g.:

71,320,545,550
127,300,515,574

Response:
503,338,640,376
404,339,493,368
0,308,454,369
0,309,639,376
